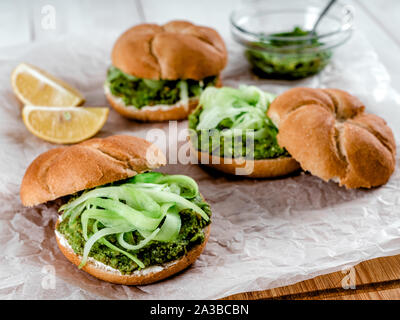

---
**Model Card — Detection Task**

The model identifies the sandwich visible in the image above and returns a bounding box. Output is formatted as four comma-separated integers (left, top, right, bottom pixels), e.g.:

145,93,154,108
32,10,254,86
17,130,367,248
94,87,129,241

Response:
267,87,396,188
104,20,227,122
20,135,212,285
188,85,300,177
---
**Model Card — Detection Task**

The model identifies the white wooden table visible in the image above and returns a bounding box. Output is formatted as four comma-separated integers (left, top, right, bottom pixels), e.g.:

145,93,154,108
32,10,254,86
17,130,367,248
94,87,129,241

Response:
1,0,399,92
0,0,400,92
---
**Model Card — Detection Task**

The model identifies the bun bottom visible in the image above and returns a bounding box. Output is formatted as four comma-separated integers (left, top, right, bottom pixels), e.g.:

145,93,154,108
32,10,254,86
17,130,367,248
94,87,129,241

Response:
55,223,210,285
195,149,300,178
104,77,222,122
105,89,199,122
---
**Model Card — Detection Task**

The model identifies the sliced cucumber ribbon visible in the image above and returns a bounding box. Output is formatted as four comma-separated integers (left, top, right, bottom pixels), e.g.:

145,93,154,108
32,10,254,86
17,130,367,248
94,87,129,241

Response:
154,209,181,242
84,198,164,231
60,172,209,270
194,85,277,143
90,221,145,269
130,188,208,221
179,80,189,105
80,224,133,268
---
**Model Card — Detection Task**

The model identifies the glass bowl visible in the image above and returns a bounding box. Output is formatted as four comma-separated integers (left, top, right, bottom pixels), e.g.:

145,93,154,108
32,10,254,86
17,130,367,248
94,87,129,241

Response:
230,0,354,79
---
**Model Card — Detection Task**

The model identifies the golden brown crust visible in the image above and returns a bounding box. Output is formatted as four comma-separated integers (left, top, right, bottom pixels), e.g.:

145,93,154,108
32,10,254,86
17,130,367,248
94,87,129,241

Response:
55,224,210,285
105,77,222,122
268,87,396,188
267,87,336,127
111,20,227,80
192,145,300,178
20,135,166,206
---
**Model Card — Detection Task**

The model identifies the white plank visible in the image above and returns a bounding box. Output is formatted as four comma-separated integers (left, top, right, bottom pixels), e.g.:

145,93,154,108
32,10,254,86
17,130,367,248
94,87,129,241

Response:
0,0,399,93
29,0,142,41
0,0,31,48
352,0,400,92
65,0,143,36
140,0,241,37
30,0,69,41
356,0,400,45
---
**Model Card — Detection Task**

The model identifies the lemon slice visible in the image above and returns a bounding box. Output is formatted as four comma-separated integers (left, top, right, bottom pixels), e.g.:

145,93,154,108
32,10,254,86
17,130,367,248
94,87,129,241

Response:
22,106,109,144
11,63,84,107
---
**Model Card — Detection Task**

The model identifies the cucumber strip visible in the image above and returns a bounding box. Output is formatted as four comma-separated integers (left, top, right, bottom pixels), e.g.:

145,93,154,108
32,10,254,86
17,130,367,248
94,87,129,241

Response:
128,172,199,198
117,228,160,251
60,187,129,212
92,221,145,269
68,203,87,227
179,80,189,105
134,189,209,221
153,175,199,199
85,198,163,231
80,224,133,268
153,209,181,242
120,186,161,217
80,208,131,241
136,203,175,238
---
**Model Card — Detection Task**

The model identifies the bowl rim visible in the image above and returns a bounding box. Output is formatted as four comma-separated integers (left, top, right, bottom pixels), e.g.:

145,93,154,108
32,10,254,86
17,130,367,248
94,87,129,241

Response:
230,2,354,46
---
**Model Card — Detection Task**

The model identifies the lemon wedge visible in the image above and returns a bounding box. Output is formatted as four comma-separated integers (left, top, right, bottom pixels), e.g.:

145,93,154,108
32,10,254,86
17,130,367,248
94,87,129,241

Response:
22,106,109,144
11,63,84,107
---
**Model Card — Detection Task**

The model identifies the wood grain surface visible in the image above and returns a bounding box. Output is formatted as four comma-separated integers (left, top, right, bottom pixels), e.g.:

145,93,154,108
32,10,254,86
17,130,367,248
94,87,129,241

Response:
223,254,400,300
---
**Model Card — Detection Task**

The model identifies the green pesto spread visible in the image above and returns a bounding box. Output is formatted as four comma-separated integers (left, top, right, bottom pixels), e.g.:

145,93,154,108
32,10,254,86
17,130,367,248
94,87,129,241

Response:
56,173,211,274
246,27,332,79
188,86,288,160
106,66,217,109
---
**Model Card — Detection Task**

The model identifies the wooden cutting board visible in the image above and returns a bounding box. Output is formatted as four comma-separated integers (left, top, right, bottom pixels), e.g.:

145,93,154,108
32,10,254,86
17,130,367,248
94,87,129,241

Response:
223,254,400,300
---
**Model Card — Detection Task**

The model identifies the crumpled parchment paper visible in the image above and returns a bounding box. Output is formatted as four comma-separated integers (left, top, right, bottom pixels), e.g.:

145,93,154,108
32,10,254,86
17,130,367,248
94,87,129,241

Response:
1,29,400,300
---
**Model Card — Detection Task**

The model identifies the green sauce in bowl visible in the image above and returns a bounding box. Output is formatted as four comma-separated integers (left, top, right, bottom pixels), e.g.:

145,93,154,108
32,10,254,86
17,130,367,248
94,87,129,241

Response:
245,27,332,80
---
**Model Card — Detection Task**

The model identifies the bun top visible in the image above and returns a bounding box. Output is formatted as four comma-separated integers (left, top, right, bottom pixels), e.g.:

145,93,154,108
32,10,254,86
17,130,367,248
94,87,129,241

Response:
268,87,396,189
20,135,166,207
111,20,227,80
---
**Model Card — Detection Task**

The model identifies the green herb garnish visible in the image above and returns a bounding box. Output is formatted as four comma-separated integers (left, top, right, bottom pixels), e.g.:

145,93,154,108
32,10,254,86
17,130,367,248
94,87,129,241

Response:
106,66,217,108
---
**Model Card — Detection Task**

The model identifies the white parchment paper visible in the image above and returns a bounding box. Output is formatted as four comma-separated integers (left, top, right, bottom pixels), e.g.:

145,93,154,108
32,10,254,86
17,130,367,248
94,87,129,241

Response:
1,29,400,300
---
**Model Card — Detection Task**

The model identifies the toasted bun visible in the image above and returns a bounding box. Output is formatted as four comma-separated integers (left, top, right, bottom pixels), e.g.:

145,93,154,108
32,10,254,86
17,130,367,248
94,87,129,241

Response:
268,87,396,188
111,20,227,80
55,223,210,285
192,144,300,178
105,76,222,122
20,135,166,207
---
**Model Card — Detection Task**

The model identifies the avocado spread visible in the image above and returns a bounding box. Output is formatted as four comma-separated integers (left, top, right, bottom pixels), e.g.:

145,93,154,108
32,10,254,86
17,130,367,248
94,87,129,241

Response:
56,172,211,274
106,66,217,109
245,26,332,79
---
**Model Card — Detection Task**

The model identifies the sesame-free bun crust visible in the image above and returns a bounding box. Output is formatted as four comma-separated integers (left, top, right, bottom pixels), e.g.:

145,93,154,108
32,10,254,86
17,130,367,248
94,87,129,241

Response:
55,224,210,285
20,135,166,207
191,143,300,178
268,87,396,188
111,20,227,80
